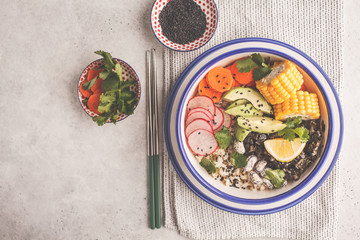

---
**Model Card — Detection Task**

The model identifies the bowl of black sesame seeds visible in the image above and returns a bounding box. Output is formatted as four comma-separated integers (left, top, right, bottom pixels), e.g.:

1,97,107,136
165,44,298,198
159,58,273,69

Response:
151,0,218,51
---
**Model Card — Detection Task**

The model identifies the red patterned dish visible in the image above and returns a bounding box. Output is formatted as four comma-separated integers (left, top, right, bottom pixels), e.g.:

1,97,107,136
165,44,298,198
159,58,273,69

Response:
151,0,218,51
77,58,141,122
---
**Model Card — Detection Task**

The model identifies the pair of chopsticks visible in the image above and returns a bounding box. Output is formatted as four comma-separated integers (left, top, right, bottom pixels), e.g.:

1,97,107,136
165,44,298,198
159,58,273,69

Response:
146,49,161,229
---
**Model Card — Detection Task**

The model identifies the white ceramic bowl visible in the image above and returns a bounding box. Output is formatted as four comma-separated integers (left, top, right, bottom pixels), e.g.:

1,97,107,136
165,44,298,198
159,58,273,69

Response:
164,38,343,214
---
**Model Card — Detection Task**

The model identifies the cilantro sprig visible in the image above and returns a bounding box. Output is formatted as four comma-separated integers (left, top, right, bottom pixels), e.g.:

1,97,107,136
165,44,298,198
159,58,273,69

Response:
278,117,310,143
84,51,138,126
200,158,216,174
235,53,272,80
231,152,247,168
214,127,232,149
265,169,285,188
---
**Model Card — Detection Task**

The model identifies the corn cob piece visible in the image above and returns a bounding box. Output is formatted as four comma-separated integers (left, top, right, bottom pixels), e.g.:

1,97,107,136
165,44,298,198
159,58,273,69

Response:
256,61,303,105
274,91,320,120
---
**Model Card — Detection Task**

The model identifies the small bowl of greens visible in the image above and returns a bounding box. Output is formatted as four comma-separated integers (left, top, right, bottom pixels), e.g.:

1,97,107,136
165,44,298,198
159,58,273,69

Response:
78,51,141,126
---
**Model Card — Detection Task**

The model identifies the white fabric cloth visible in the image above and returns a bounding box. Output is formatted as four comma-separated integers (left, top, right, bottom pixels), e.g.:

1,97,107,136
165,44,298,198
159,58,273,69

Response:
161,1,343,239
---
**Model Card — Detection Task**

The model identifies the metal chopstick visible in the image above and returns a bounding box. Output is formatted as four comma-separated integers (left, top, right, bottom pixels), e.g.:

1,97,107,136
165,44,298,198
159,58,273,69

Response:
146,50,155,230
151,49,161,229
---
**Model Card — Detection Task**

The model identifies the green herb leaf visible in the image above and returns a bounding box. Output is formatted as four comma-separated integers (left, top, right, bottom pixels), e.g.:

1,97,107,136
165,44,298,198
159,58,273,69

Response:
120,87,136,101
293,127,310,143
94,50,115,70
120,80,137,90
214,127,232,149
92,112,112,126
278,128,296,141
284,117,302,128
111,110,119,123
278,117,309,142
115,63,123,81
236,57,259,73
98,91,116,114
200,158,216,174
231,152,247,168
251,53,265,66
253,66,272,81
265,169,285,188
99,71,110,81
101,72,120,91
82,76,98,90
90,51,139,126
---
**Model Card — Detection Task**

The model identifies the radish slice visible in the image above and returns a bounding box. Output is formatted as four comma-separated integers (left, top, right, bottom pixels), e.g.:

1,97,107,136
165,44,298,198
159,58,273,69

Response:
187,129,218,156
187,96,216,116
219,108,232,129
185,119,213,138
186,111,211,126
212,107,224,131
188,107,213,120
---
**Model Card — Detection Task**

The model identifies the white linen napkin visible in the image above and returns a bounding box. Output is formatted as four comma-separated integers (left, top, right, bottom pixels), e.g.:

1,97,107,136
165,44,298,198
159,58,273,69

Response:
162,0,343,239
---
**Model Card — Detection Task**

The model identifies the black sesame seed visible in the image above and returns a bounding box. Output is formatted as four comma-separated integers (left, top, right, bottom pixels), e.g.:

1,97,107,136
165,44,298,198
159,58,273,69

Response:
159,0,207,45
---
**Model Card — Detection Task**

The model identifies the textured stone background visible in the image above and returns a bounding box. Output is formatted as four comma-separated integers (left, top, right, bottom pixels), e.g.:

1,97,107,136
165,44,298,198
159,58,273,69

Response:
0,0,358,239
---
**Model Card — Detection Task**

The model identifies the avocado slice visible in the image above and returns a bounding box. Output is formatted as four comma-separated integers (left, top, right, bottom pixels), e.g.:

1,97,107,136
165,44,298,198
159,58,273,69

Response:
237,116,286,133
225,103,263,117
222,87,273,114
235,126,251,142
227,99,249,109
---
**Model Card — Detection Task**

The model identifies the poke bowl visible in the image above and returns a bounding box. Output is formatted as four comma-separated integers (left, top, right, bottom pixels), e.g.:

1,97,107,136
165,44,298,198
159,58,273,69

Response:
78,57,141,124
164,38,343,214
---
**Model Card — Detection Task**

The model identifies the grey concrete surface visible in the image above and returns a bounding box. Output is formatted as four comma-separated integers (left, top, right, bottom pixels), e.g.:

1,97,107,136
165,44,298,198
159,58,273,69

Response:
0,0,358,239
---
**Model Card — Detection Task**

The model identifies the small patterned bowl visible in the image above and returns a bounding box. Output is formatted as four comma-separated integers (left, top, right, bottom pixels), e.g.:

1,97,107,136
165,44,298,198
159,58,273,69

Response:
77,58,141,123
151,0,218,51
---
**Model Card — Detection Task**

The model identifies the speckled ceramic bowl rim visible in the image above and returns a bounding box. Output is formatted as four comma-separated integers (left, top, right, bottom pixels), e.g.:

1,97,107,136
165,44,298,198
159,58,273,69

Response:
164,38,343,215
77,58,141,123
150,0,219,52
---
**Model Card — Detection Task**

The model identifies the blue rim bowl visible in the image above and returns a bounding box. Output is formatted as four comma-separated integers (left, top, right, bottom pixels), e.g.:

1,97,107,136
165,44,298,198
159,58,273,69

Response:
164,38,343,214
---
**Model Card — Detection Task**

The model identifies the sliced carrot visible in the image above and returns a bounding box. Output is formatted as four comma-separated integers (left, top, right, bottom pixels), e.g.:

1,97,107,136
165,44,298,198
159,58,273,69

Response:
79,82,93,98
90,77,104,93
198,77,222,103
206,67,233,92
232,78,241,87
93,88,103,95
230,63,255,86
87,93,102,115
87,69,104,81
